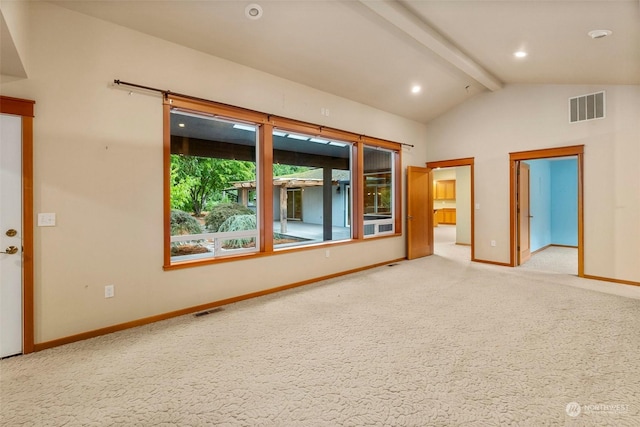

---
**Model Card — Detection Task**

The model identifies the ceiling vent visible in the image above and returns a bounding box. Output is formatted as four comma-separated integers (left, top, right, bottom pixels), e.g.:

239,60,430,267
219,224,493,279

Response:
569,91,605,123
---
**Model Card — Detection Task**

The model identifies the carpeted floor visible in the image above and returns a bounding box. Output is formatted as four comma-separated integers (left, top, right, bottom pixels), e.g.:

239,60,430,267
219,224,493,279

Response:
520,246,578,275
2,238,639,426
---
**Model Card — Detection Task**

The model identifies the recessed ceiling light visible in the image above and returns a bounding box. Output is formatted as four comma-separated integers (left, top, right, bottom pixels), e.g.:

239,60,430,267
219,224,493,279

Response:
232,124,256,132
245,4,263,20
286,133,309,141
588,29,612,39
309,137,329,144
411,85,421,94
514,51,527,58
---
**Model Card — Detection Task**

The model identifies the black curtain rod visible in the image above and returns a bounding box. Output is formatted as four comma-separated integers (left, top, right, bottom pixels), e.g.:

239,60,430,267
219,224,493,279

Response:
113,79,415,148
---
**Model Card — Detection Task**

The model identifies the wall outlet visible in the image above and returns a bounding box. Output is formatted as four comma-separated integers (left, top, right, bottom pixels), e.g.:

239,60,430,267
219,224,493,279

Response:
490,240,496,247
325,249,330,258
104,285,115,298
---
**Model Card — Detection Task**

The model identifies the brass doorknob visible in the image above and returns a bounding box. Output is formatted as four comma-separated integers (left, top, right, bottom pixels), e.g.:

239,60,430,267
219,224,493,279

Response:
6,229,17,237
1,246,18,255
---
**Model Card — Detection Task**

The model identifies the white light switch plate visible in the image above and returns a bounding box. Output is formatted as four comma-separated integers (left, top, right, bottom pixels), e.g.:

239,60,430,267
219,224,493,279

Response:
38,213,56,227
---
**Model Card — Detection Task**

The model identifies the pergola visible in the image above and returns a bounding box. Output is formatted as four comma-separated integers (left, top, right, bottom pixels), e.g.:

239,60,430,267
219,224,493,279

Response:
232,173,344,234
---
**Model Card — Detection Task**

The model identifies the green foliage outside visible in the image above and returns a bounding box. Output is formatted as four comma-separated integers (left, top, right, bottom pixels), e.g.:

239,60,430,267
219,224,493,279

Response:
170,209,203,235
170,154,256,216
204,203,254,232
218,214,257,248
273,164,309,177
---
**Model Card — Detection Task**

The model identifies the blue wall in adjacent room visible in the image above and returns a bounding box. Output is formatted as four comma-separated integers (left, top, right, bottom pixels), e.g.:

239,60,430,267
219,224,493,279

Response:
527,158,578,251
550,159,578,246
528,160,551,252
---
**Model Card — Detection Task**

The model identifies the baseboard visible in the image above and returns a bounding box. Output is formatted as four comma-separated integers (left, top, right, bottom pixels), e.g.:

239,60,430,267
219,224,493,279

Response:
531,244,551,255
582,274,640,287
33,258,405,352
532,244,578,255
471,258,511,267
455,243,471,246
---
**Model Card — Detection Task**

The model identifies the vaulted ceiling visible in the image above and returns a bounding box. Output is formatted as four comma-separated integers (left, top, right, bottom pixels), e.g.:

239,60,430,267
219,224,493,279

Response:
21,1,640,122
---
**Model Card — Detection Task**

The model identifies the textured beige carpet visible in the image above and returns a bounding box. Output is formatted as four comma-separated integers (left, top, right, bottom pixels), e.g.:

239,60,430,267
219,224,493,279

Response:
520,246,578,275
2,251,639,425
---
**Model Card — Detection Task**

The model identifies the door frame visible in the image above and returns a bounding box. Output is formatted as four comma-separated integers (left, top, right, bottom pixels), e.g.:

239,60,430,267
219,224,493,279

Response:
517,162,531,265
426,158,475,261
0,96,35,354
509,145,584,276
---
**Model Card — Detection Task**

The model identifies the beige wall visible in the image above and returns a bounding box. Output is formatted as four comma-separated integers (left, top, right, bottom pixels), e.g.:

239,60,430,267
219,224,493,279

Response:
454,166,471,246
0,3,428,343
426,84,640,282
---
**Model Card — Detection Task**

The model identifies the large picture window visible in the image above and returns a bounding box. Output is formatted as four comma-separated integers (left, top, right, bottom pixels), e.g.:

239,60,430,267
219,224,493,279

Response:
270,129,352,249
163,96,401,268
169,110,259,262
363,146,395,237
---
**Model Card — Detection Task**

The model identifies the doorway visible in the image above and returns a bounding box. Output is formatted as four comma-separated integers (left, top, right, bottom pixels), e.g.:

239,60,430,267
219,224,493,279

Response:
426,158,475,261
510,145,584,276
0,96,35,356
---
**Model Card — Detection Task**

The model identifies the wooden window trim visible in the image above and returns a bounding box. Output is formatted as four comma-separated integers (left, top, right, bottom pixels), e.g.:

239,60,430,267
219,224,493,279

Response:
162,96,403,269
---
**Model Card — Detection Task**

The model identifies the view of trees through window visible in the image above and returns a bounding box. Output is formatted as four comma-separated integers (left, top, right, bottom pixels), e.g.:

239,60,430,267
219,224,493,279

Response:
169,111,259,261
164,98,400,267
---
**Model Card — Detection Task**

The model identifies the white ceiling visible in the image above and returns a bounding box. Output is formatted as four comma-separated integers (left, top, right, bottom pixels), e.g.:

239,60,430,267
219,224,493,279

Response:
34,1,640,122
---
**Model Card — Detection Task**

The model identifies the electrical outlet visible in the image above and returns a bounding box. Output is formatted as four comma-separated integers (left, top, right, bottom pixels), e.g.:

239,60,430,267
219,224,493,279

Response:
490,240,496,247
104,285,115,298
325,249,330,258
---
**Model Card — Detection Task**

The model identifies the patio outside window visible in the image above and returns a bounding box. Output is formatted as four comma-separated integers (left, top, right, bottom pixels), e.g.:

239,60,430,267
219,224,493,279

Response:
270,129,352,248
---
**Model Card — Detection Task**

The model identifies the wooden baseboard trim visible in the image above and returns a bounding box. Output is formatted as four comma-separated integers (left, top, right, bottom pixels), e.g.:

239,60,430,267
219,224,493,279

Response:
33,258,405,352
472,258,512,267
583,274,640,287
532,244,578,255
455,242,471,246
531,244,551,255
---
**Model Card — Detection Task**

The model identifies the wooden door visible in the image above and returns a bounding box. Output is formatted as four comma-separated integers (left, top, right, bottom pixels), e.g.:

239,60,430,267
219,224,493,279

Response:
407,166,433,259
518,162,531,264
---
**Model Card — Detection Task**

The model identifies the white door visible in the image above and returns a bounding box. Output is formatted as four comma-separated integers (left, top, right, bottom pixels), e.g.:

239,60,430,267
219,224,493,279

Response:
0,114,23,358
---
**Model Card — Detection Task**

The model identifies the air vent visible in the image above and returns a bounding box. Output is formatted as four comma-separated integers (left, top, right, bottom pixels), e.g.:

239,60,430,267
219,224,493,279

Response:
569,91,605,123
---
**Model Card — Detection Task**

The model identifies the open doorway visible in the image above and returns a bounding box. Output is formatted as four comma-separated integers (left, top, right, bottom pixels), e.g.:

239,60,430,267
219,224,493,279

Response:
518,157,579,274
510,146,584,277
426,158,474,261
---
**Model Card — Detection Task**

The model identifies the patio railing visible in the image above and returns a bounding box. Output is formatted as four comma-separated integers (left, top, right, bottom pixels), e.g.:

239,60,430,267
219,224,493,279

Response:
171,229,259,261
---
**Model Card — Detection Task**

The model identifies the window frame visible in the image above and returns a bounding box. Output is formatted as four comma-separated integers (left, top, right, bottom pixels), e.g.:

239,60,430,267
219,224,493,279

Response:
163,95,402,269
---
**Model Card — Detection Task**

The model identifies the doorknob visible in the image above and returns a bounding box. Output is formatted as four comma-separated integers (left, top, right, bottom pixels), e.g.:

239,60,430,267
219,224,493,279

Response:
1,246,18,255
6,229,17,237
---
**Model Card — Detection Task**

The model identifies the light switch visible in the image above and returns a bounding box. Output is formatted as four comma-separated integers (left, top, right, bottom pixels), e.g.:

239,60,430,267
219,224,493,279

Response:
38,213,56,227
